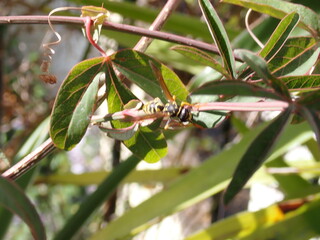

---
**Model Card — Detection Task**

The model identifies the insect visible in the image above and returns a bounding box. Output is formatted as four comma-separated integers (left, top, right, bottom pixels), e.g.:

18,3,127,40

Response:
142,62,193,129
142,97,164,114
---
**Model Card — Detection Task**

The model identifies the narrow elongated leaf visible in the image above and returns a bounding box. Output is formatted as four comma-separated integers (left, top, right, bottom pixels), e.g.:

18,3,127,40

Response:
221,0,320,36
198,0,236,78
190,80,284,101
242,198,320,240
280,75,320,90
268,37,319,77
185,204,284,240
188,198,320,240
171,45,230,78
235,49,291,99
0,119,49,239
50,57,106,150
36,167,190,185
0,176,46,240
53,155,141,240
110,49,189,103
105,62,167,163
89,121,311,240
224,105,293,204
238,12,300,79
260,12,300,61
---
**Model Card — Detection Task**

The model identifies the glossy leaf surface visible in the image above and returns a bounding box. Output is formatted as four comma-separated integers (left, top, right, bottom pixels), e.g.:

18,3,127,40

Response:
281,75,320,90
190,80,284,101
0,176,46,240
268,37,319,77
50,57,106,150
110,49,189,103
171,45,230,78
260,12,300,61
105,62,167,163
199,0,236,78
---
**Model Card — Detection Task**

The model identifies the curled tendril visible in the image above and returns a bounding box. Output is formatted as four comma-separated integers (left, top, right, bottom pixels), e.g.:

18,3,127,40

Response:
245,9,264,49
40,6,109,84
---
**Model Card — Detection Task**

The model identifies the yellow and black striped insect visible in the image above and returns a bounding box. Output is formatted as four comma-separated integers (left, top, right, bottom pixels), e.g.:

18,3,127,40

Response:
142,97,164,114
142,62,193,129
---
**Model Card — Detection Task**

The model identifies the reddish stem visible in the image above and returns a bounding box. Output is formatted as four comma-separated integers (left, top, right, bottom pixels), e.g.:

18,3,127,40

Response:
193,101,289,112
84,16,107,57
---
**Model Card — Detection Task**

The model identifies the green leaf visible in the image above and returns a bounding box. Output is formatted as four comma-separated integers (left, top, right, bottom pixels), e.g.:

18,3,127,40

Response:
224,105,293,204
198,0,236,79
36,167,190,186
235,49,291,99
190,80,285,101
0,119,49,239
280,75,320,90
268,37,319,77
185,204,283,240
221,0,320,36
53,155,141,240
187,198,320,240
260,12,300,61
0,176,46,240
50,57,106,150
241,198,320,240
192,111,226,128
105,62,167,163
171,45,231,78
88,121,311,240
110,49,189,103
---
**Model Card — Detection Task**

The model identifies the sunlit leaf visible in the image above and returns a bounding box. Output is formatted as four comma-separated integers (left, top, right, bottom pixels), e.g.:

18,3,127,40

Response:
171,45,231,78
260,12,300,61
185,204,284,240
281,75,320,90
268,37,319,77
89,121,311,240
198,0,236,79
105,62,167,163
50,57,106,150
0,176,46,240
241,198,320,240
221,0,320,36
238,12,300,79
224,105,293,204
190,80,284,101
110,49,189,103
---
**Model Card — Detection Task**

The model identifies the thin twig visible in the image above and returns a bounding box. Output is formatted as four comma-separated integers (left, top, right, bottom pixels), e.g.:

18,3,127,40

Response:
0,15,244,61
2,138,55,180
134,0,182,52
